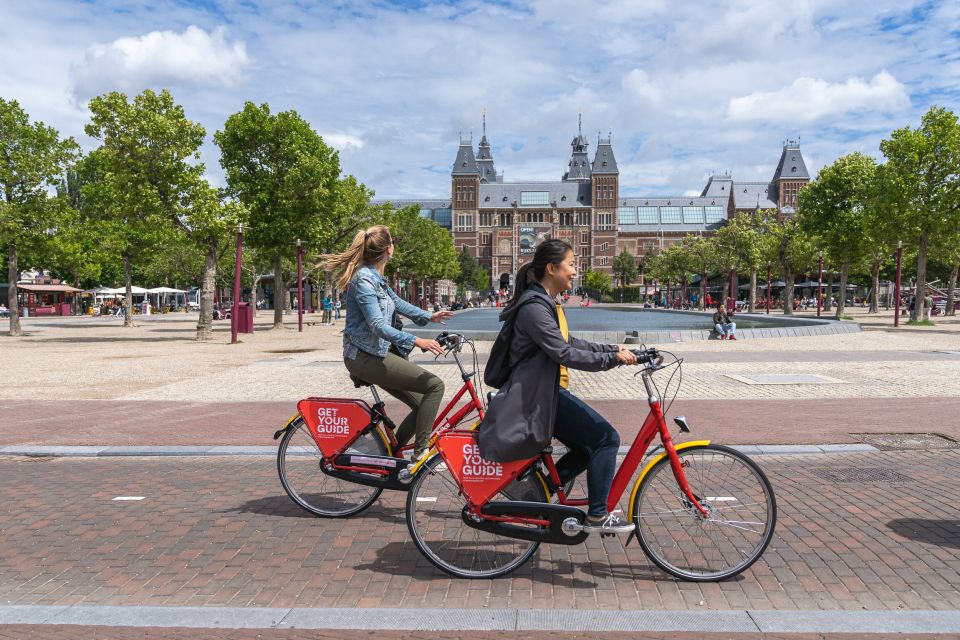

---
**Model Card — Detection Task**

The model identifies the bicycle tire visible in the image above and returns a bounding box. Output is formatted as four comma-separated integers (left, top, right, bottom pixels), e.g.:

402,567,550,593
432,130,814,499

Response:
406,456,548,579
633,444,777,581
277,416,390,518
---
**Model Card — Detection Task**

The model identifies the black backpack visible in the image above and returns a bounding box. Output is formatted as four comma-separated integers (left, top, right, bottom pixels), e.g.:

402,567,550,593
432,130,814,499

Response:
483,297,551,388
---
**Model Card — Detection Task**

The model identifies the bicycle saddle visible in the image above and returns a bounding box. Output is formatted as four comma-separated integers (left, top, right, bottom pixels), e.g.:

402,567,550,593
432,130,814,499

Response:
349,374,372,388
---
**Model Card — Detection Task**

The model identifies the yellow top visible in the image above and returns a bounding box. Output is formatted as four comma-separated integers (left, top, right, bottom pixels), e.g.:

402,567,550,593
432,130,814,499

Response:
556,303,569,389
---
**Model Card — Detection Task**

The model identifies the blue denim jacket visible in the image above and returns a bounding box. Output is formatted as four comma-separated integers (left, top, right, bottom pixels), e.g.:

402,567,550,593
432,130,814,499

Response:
343,264,432,359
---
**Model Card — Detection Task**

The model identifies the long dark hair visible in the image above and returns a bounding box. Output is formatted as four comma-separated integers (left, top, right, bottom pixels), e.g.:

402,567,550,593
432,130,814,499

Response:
506,238,574,308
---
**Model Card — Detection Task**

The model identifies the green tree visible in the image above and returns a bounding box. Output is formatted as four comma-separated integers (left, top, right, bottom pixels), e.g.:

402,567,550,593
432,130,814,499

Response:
216,102,341,328
0,98,78,335
385,205,459,303
683,234,718,309
83,89,206,328
880,106,960,322
182,186,242,341
798,152,880,318
583,269,612,296
770,216,817,315
647,244,691,304
315,176,383,299
714,210,777,312
455,245,480,291
47,162,120,290
612,249,639,301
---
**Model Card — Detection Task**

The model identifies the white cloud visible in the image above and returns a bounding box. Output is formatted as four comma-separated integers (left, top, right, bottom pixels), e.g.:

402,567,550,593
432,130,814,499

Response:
621,69,662,105
323,133,364,151
727,71,910,123
72,25,249,100
2,0,954,199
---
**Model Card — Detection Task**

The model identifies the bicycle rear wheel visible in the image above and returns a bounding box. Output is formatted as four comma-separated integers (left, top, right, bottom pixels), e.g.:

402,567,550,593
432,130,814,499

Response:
406,456,548,579
277,417,390,517
633,444,776,581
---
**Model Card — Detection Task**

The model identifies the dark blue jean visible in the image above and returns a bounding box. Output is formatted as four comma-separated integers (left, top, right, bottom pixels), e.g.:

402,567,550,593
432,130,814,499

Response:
553,388,620,517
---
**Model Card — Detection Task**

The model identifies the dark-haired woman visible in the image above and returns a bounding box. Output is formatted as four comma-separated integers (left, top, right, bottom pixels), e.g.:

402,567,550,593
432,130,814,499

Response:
478,239,637,532
322,225,453,461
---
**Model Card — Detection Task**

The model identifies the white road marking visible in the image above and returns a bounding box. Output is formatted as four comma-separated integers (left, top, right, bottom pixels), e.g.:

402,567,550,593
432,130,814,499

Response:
112,496,145,501
416,497,438,503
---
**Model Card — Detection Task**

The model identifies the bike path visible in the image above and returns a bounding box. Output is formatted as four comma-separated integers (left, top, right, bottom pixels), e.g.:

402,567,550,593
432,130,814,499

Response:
0,452,956,622
3,397,959,447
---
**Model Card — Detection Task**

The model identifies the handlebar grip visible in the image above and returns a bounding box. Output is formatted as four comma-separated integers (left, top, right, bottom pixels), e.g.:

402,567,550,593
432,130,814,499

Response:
630,348,662,365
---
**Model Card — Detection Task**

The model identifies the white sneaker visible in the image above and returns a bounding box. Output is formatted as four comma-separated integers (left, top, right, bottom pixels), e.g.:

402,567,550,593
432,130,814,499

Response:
582,510,634,534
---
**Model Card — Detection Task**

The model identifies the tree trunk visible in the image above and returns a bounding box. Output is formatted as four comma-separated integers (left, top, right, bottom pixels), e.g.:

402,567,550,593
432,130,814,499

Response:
835,262,850,319
196,237,217,341
946,263,958,317
782,269,795,316
748,269,757,313
7,243,22,336
273,254,284,328
123,254,134,328
824,270,834,312
913,231,928,321
869,260,881,314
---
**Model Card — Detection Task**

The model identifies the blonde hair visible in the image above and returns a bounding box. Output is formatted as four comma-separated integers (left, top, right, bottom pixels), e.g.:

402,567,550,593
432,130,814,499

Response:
321,224,393,290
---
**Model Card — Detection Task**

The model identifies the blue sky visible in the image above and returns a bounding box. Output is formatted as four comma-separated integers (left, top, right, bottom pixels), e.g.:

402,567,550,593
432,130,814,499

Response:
1,0,958,199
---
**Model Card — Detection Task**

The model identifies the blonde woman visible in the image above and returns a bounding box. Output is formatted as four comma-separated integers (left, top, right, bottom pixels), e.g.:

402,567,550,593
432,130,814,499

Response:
321,225,453,461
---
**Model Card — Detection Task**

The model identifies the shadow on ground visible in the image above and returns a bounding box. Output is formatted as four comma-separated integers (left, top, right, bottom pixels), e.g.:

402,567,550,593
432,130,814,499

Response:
887,518,960,549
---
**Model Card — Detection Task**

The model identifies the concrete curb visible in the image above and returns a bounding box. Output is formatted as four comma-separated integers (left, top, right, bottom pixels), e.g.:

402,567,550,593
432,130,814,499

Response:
0,443,878,457
1,605,958,633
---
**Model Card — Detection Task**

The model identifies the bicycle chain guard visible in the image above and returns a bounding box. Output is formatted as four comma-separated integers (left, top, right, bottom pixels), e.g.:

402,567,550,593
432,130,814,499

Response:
435,431,535,507
297,398,377,458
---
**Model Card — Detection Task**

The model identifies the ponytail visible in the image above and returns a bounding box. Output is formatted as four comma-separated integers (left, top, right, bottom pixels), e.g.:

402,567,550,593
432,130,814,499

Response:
320,224,393,290
505,238,574,309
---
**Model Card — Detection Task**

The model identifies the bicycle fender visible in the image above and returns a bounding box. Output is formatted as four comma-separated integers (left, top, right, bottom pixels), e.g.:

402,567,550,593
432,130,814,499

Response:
626,440,710,518
273,414,303,440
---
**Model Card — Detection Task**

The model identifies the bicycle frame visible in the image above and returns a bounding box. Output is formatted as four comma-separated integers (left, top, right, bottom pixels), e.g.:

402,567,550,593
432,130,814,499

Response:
445,366,710,528
306,345,485,479
545,380,709,517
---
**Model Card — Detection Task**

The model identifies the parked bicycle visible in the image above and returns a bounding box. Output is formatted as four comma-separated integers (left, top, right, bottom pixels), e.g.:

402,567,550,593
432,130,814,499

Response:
405,346,777,581
274,332,510,517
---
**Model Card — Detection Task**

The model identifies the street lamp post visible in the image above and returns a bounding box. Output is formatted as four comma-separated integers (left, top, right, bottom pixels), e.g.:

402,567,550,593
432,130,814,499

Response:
728,269,735,311
296,239,303,333
231,222,243,345
766,262,771,315
894,240,903,327
817,250,823,318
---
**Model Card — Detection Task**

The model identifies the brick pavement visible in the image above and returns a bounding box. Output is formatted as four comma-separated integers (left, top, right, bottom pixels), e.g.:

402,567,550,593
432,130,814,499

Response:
0,452,957,612
2,398,959,447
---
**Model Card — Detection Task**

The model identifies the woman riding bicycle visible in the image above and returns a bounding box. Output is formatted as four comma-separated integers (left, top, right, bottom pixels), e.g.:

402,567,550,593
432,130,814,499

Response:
322,225,453,462
478,239,637,531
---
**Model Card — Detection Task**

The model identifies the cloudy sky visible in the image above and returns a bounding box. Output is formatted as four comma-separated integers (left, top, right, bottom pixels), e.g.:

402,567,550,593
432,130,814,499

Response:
2,0,958,199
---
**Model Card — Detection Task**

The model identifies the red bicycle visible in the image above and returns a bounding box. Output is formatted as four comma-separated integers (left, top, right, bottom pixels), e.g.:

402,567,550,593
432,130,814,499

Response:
405,346,778,580
274,332,489,517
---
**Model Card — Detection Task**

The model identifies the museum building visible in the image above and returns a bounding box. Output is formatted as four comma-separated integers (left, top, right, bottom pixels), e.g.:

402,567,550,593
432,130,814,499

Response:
383,120,810,291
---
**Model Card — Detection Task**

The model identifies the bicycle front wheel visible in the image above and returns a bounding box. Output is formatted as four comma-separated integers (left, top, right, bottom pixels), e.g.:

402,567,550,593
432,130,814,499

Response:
633,444,776,581
406,456,548,579
277,417,390,517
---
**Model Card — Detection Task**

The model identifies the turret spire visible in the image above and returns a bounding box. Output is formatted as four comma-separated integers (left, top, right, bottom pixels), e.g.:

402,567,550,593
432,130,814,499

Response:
476,112,498,183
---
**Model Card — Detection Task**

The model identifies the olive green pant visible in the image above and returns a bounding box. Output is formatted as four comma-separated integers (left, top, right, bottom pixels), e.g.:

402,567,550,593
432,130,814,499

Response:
344,349,445,452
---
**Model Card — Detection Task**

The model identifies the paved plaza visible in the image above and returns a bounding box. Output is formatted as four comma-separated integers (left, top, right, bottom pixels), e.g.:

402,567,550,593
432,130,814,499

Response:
1,305,959,637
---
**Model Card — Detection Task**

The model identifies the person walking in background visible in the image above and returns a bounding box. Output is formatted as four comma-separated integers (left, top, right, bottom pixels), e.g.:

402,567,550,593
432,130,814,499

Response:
323,295,334,325
334,298,342,321
713,301,736,340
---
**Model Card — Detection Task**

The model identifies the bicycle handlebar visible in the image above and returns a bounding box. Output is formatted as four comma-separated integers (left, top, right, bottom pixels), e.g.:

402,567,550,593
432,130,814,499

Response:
436,331,465,350
630,347,663,367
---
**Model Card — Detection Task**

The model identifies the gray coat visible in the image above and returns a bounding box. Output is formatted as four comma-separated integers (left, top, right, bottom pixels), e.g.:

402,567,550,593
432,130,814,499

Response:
477,283,620,462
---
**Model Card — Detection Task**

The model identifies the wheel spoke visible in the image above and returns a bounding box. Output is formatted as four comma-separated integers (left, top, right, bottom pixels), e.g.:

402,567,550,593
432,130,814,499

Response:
633,445,776,581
